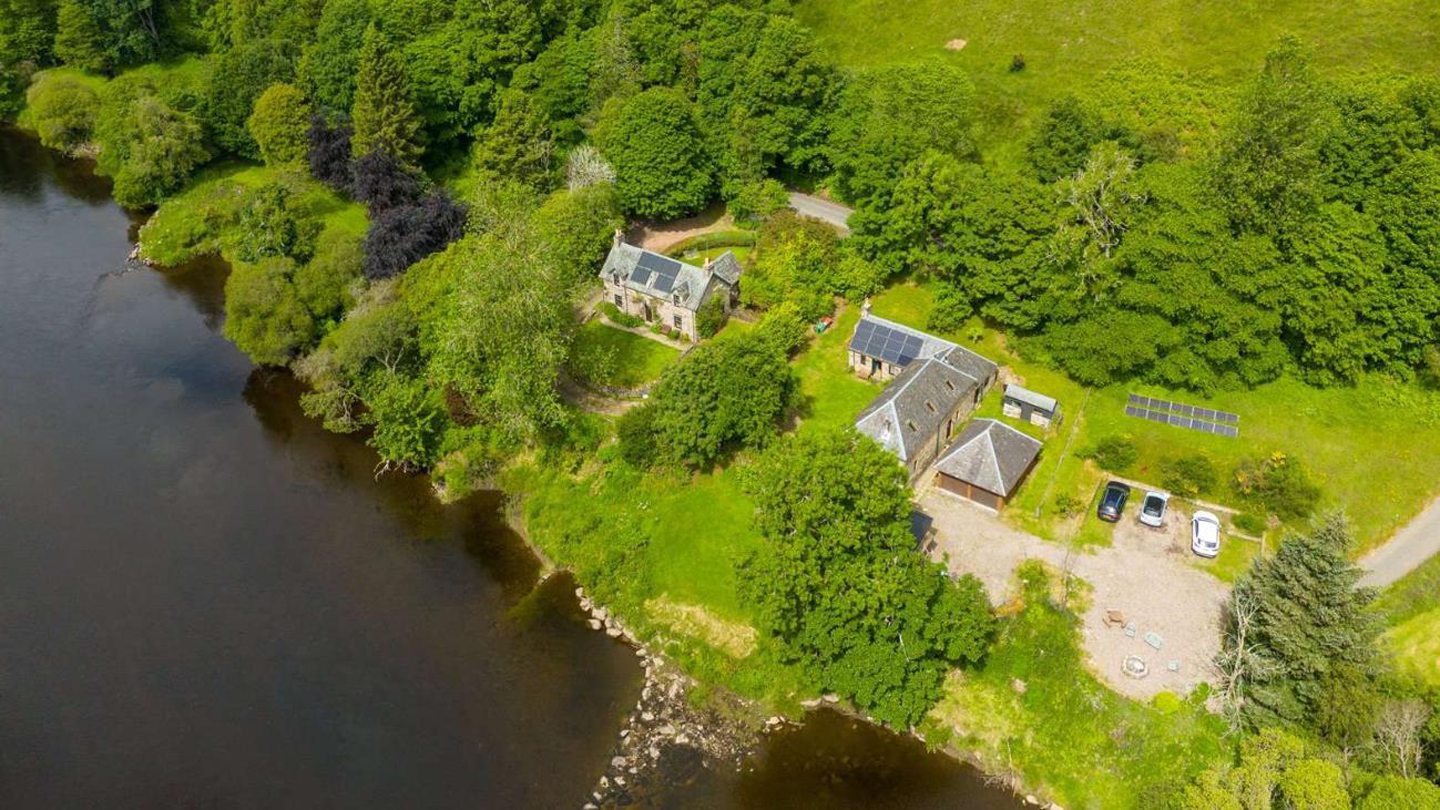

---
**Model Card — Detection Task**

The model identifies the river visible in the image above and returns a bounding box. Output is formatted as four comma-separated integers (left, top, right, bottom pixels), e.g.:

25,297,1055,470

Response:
0,127,1021,808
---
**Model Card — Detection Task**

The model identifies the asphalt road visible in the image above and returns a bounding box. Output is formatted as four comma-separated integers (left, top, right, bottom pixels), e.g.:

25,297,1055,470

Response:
1359,496,1440,587
787,192,853,231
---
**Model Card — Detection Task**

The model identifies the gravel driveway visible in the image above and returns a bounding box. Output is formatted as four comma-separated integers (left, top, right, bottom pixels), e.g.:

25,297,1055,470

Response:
919,487,1229,702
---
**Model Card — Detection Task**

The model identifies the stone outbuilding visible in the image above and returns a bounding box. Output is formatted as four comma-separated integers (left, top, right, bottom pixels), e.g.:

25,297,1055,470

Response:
600,236,740,342
933,419,1043,512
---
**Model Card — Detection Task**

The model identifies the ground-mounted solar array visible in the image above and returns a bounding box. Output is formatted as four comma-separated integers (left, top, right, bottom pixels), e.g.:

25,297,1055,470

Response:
1124,394,1240,437
850,318,926,366
634,251,682,293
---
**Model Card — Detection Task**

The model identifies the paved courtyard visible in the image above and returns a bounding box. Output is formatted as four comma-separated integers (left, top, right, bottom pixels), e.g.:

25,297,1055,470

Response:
919,486,1229,701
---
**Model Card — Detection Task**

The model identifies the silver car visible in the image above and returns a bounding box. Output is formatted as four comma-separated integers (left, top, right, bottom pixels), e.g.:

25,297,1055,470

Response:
1191,511,1222,558
1139,491,1169,528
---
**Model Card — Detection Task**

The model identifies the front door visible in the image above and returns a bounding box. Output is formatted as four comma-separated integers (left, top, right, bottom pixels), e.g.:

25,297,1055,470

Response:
870,358,882,375
642,302,652,322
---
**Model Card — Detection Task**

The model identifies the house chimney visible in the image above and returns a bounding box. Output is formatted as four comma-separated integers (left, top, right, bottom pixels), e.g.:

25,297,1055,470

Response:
861,297,872,316
612,228,624,249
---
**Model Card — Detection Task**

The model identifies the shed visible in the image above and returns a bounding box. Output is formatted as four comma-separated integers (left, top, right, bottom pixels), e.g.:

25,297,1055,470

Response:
933,419,1043,511
1002,383,1060,428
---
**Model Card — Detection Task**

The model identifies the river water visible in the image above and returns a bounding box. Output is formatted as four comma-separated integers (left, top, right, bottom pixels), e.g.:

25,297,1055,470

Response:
0,128,1020,808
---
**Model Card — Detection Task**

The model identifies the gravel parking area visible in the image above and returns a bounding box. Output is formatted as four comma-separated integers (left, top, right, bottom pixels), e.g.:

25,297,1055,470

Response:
919,486,1229,701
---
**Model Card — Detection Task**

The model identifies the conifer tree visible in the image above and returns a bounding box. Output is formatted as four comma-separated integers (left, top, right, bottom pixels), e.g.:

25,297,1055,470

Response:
53,0,106,73
350,24,422,166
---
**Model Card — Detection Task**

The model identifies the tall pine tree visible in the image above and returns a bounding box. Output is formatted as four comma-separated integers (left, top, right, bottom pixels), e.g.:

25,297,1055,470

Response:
350,24,422,166
1222,513,1381,736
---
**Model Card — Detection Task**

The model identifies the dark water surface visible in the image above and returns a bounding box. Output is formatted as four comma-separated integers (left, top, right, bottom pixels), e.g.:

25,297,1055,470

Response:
0,128,1021,808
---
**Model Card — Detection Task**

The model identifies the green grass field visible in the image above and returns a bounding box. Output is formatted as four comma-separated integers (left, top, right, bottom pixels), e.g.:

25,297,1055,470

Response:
790,303,883,434
569,320,681,388
795,0,1440,153
869,281,1440,554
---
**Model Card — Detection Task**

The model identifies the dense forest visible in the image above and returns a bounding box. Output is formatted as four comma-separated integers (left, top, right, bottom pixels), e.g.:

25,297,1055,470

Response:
6,0,1440,806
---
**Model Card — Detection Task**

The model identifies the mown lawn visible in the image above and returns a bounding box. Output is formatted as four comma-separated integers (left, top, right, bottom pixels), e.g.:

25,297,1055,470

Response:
795,0,1440,151
869,281,1440,554
791,302,882,435
569,320,680,388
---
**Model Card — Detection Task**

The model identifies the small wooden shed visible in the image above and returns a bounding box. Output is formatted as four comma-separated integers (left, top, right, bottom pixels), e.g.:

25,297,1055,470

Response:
1002,383,1060,428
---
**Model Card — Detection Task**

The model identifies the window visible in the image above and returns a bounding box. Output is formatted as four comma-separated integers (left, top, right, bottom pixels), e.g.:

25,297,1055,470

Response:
925,401,937,414
944,379,955,392
673,314,683,330
613,293,623,307
906,420,918,432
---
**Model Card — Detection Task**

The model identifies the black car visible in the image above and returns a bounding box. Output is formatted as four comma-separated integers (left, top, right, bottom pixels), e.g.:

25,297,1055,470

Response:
1097,481,1131,522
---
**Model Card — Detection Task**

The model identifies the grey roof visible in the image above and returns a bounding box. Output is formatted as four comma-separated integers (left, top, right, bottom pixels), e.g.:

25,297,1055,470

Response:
849,314,998,382
934,419,1043,497
601,242,736,311
855,357,979,462
708,251,742,285
1004,383,1058,414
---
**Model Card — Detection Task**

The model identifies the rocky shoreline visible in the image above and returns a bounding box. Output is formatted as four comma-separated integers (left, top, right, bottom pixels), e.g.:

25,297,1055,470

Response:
574,585,774,808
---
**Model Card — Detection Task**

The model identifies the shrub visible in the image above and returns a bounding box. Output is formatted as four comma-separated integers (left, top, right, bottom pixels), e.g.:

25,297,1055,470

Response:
615,403,659,468
1010,54,1026,73
103,96,209,209
696,295,728,339
308,114,354,191
352,149,422,213
754,301,810,358
1052,493,1081,517
248,83,312,168
362,191,466,279
1085,435,1138,471
25,73,99,153
727,178,788,227
1160,453,1218,498
222,257,316,366
1232,512,1268,536
600,301,643,329
228,182,321,263
1234,452,1322,520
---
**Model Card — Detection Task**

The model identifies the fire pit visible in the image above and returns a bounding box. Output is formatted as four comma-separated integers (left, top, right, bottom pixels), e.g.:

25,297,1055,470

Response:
1122,655,1149,679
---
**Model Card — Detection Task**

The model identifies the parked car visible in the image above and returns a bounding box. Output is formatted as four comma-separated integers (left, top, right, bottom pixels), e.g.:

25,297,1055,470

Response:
1139,491,1170,528
1192,511,1222,558
1097,481,1131,522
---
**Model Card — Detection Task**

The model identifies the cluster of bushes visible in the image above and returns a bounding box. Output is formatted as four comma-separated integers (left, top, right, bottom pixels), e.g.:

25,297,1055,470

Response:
740,211,885,322
616,323,795,470
1082,434,1320,521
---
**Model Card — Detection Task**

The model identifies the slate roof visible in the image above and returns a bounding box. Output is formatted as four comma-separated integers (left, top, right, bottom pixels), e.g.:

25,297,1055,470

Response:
854,357,979,462
1004,383,1058,414
600,242,738,312
934,419,1043,497
849,314,998,382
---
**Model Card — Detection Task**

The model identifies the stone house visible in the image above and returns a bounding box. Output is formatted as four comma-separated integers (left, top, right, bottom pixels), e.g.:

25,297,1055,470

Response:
849,314,1001,479
599,236,741,342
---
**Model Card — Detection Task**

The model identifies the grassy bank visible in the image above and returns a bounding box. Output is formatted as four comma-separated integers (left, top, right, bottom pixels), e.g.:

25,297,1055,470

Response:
138,164,366,268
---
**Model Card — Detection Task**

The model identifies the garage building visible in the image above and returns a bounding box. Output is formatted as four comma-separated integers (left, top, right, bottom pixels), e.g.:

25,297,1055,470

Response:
933,419,1043,511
